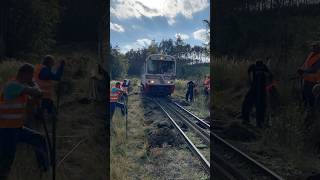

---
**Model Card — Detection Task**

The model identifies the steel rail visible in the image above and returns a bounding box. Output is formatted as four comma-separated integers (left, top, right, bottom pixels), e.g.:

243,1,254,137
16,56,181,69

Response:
172,101,210,129
153,98,210,173
212,132,284,180
165,102,210,144
172,99,283,180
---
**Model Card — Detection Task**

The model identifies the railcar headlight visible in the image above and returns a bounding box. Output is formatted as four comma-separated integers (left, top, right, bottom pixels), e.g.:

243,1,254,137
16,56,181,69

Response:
150,80,155,83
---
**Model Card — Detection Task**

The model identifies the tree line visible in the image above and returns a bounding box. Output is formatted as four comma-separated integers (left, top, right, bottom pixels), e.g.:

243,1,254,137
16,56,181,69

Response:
0,0,106,59
214,0,320,58
110,36,209,80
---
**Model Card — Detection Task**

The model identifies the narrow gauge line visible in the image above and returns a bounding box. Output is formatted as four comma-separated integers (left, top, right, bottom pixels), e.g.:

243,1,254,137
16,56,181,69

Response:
153,98,210,173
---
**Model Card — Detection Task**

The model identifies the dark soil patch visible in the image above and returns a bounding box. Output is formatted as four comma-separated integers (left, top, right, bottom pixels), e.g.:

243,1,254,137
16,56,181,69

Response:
221,122,257,142
146,127,183,149
157,121,173,129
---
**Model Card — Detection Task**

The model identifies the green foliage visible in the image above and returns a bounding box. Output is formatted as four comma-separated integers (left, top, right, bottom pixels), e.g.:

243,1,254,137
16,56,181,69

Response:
110,46,129,80
3,0,59,57
57,0,102,42
215,2,320,57
122,37,208,78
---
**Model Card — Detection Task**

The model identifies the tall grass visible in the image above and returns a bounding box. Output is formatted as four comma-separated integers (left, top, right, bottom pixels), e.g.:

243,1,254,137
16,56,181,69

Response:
174,79,210,118
2,52,106,180
213,56,319,162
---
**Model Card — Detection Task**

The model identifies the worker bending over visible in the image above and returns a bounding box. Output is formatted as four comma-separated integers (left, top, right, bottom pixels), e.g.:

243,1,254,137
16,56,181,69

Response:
241,60,272,128
0,64,50,179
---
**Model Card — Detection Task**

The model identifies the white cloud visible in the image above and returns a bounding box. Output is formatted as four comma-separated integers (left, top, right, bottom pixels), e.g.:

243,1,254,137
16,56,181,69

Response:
121,38,152,53
193,28,209,42
136,38,152,47
110,22,125,32
175,33,189,40
111,0,209,25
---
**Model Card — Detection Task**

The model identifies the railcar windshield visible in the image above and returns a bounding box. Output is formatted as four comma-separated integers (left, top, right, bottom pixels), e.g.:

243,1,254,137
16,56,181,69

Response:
147,60,175,74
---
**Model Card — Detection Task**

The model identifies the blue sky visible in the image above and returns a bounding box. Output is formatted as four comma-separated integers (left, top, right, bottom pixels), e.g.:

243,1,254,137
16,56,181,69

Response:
110,0,210,53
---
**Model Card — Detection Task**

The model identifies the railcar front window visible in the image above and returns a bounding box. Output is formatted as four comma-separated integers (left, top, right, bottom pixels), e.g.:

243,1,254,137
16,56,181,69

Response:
147,60,175,74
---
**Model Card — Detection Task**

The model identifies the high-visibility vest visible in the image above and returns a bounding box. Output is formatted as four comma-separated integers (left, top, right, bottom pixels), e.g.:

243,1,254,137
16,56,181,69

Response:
302,52,320,83
34,64,54,99
110,87,122,102
0,80,28,128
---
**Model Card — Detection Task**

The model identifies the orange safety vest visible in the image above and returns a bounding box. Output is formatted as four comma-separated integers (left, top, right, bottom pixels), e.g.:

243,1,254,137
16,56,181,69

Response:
110,87,122,103
0,80,28,128
302,52,320,83
34,64,54,99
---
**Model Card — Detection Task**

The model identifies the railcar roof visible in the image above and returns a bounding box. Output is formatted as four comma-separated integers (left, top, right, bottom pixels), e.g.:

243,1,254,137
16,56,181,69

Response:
146,54,175,61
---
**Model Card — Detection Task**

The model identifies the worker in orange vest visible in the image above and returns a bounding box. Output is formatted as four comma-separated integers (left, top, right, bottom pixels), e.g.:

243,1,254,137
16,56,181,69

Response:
0,64,50,179
34,55,65,116
298,42,320,108
203,75,210,96
110,82,126,120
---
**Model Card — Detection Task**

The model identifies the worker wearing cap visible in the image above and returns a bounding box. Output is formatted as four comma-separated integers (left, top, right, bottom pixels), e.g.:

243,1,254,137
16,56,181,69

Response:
298,42,320,108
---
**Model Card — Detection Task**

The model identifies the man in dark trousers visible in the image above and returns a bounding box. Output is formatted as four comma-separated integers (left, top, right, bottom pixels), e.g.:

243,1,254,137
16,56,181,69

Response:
241,60,272,128
0,64,50,179
186,80,196,102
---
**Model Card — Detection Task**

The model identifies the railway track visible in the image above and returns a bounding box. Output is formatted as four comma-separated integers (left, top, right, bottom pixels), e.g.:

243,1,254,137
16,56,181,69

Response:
150,96,284,180
152,97,210,173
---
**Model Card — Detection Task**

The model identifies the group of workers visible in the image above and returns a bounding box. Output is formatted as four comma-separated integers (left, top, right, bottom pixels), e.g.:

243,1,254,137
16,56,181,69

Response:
0,55,64,179
185,75,210,102
240,42,320,128
109,79,130,122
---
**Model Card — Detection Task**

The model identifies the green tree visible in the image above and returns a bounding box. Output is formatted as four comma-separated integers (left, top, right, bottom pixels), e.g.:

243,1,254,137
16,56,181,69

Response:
110,46,129,79
1,0,59,58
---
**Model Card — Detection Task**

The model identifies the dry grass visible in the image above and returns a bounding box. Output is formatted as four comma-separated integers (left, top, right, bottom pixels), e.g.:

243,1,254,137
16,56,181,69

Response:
173,79,210,119
3,52,107,180
212,56,320,178
110,83,150,180
111,79,209,180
